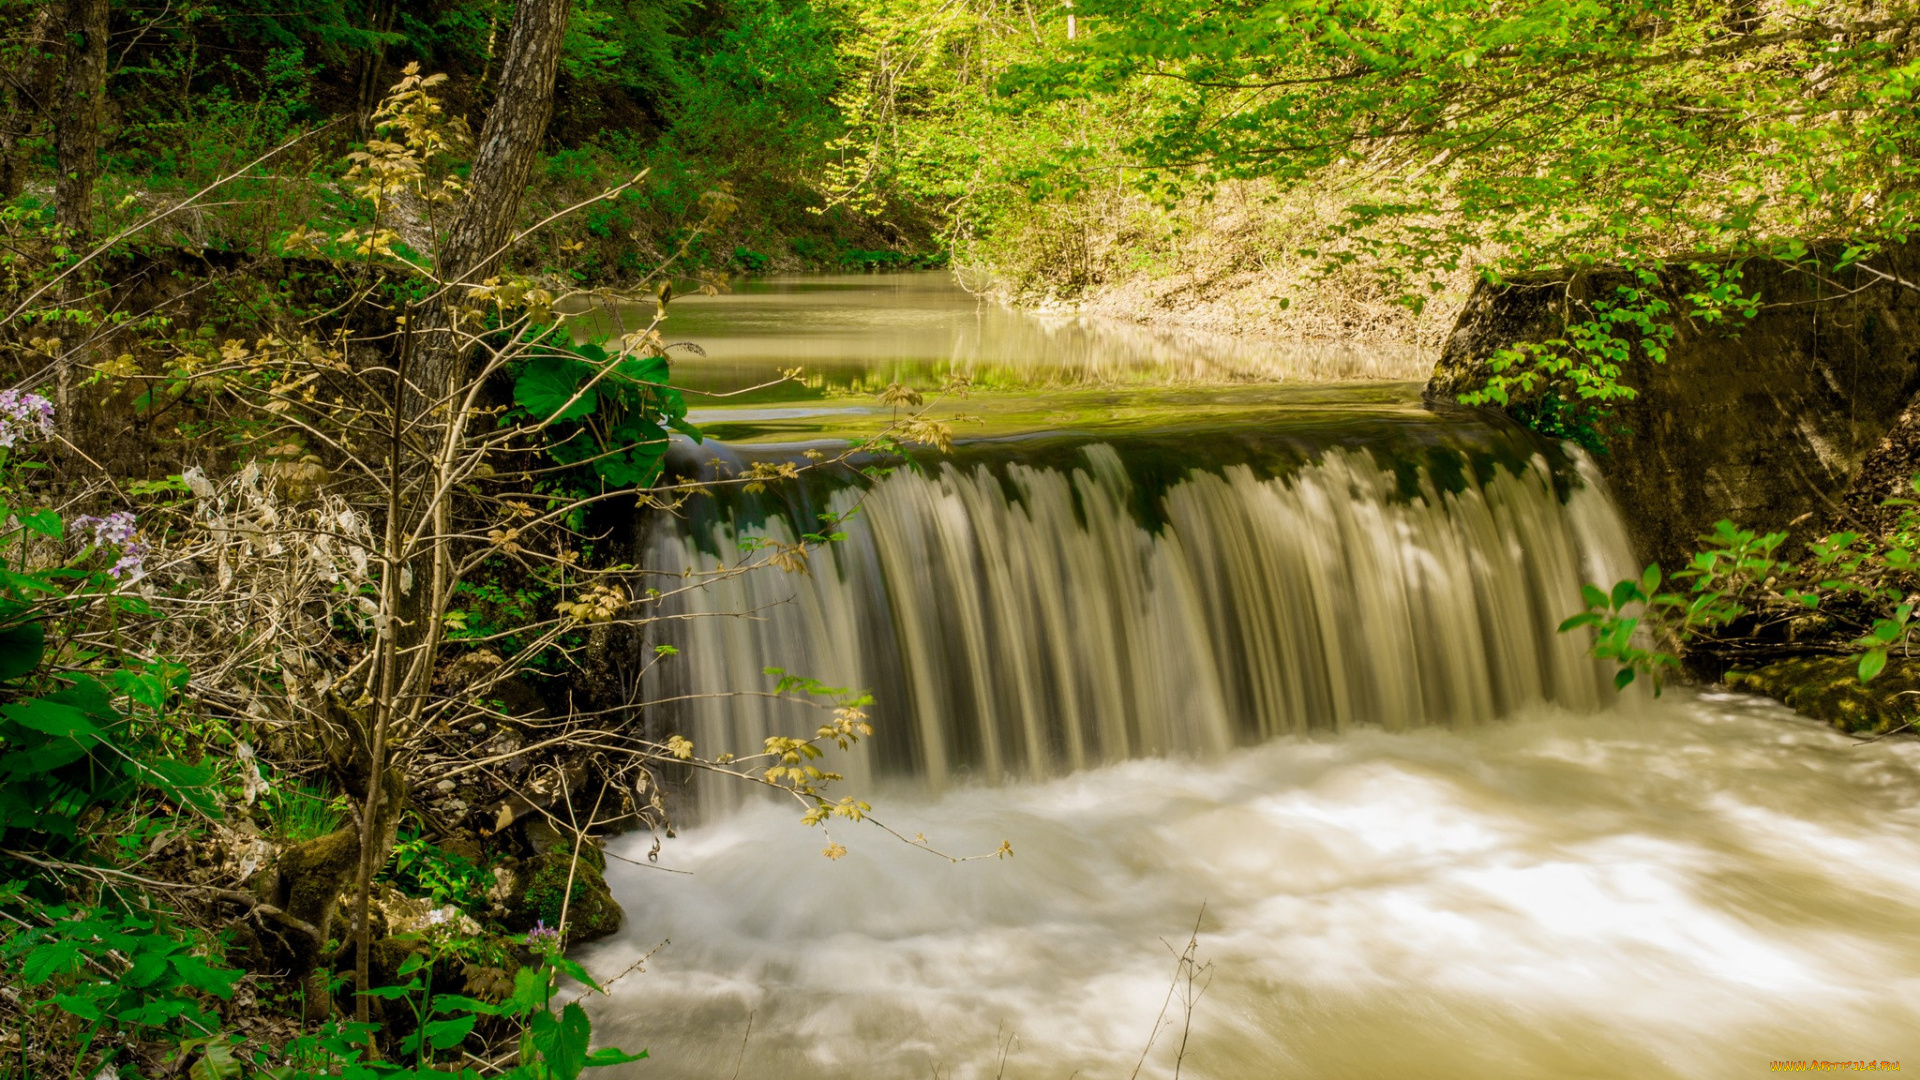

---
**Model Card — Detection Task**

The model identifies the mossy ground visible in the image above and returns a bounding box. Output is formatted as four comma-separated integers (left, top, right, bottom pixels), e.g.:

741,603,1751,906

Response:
1725,656,1920,735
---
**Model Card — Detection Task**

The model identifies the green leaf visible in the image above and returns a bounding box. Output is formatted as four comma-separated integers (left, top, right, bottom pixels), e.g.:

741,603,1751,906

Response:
189,1042,244,1080
1609,579,1640,611
170,953,240,998
1613,668,1636,691
1860,649,1889,683
667,415,704,444
424,1014,478,1050
15,510,61,538
49,991,103,1021
47,674,117,720
1580,583,1608,609
617,353,669,385
431,994,502,1017
515,358,597,423
22,939,80,984
504,967,552,1015
533,1002,593,1080
550,955,600,992
584,1047,650,1068
126,947,171,988
356,980,421,1001
1,698,104,742
0,619,45,681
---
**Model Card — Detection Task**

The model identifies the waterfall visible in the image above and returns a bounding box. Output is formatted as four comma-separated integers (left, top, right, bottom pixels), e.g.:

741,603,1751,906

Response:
641,445,1636,806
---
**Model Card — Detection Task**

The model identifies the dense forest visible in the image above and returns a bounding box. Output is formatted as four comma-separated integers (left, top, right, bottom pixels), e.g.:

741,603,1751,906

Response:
5,1,1920,1077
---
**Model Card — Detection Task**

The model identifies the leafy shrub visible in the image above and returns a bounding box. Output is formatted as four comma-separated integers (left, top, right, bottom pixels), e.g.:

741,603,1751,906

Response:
387,833,493,912
1,901,240,1074
510,336,702,489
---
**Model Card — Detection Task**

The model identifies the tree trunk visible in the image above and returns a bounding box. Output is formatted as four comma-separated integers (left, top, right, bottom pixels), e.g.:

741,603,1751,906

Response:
414,0,570,404
352,0,399,135
53,0,106,237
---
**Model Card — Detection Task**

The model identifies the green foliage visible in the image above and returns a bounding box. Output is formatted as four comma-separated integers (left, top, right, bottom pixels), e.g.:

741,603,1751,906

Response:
1,901,239,1065
511,336,702,490
1004,2,1920,287
1558,563,1740,694
1564,478,1920,692
386,832,492,911
266,781,346,843
447,577,551,650
0,508,217,854
271,952,646,1079
1459,274,1674,451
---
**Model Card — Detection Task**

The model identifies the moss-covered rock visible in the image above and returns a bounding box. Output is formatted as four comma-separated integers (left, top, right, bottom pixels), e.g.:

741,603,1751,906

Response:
1725,655,1920,734
499,850,623,944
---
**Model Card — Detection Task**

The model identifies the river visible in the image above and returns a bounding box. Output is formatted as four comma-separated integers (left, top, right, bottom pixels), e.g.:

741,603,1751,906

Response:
577,273,1920,1078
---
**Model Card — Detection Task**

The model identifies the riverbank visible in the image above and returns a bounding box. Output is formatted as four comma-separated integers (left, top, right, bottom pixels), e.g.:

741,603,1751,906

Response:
963,182,1478,354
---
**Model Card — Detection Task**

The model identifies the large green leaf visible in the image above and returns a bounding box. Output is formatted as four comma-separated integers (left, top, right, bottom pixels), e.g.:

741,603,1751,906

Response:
531,1002,593,1080
47,674,117,719
22,939,81,984
424,1014,478,1050
0,619,45,681
515,358,597,423
617,354,669,385
1,698,104,743
585,1047,650,1068
668,415,703,444
597,446,667,488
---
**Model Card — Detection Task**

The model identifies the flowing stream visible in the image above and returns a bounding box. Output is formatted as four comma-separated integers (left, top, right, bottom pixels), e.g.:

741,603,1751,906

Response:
580,274,1920,1078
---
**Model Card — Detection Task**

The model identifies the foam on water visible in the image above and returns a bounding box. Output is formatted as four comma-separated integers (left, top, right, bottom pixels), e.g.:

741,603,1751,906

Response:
581,693,1920,1078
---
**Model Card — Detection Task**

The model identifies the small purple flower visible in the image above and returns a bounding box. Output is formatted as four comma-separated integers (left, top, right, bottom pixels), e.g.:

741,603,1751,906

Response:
108,546,147,580
527,919,562,956
70,512,146,581
71,511,138,547
0,388,54,449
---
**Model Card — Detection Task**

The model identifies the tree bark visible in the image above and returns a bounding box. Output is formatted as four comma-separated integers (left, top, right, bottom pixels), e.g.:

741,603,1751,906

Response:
53,0,106,237
415,0,570,404
351,0,399,135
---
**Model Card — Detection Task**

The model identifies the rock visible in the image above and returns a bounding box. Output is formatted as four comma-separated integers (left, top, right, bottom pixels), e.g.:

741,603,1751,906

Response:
1725,655,1920,734
435,779,457,793
498,849,623,944
1427,246,1920,573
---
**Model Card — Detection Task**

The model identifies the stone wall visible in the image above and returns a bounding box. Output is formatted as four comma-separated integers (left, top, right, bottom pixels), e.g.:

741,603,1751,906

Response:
1426,249,1920,572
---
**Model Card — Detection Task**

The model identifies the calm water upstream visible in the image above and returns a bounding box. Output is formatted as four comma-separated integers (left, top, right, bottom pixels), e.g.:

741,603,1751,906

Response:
579,274,1920,1078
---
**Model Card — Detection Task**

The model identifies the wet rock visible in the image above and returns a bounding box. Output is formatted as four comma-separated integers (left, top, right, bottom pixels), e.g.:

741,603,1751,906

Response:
498,844,622,944
1725,655,1920,734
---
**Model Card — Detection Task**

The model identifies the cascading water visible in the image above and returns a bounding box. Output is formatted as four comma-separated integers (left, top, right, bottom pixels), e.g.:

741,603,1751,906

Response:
644,445,1634,806
579,275,1920,1079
